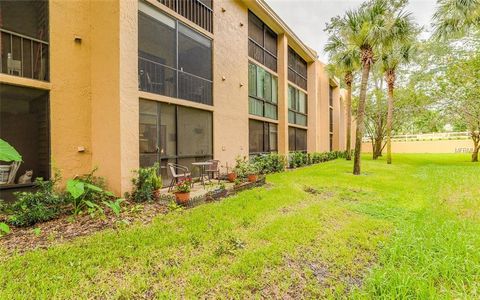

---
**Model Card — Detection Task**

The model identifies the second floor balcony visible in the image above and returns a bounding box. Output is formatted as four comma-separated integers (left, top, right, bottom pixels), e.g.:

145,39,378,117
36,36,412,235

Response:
0,29,49,82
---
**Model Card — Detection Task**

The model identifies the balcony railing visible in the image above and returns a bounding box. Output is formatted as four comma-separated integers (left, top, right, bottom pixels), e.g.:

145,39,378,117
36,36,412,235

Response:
139,56,212,105
0,29,49,81
158,0,213,33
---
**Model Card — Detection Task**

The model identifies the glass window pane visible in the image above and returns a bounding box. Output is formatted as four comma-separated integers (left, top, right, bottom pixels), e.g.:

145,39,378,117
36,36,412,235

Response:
256,67,265,99
264,53,277,72
272,76,278,103
298,91,307,114
248,63,257,97
264,71,272,102
248,11,264,46
296,128,307,151
264,27,277,55
178,23,212,80
265,103,277,120
288,86,296,110
178,72,212,105
288,127,295,151
177,106,212,157
0,1,49,41
160,103,176,158
296,113,307,126
139,100,158,155
269,124,278,152
249,119,264,154
249,97,263,116
288,110,295,124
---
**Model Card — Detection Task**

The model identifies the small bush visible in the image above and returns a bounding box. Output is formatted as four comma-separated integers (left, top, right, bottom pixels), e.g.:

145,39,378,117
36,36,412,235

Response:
251,153,286,174
233,156,259,178
128,163,161,203
8,173,67,227
289,151,308,168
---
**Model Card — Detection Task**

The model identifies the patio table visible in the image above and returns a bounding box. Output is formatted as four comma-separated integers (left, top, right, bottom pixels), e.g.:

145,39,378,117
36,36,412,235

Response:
191,161,213,189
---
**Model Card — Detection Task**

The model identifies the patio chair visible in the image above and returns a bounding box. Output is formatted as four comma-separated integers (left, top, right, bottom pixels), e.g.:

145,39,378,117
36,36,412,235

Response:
205,160,220,183
167,163,193,192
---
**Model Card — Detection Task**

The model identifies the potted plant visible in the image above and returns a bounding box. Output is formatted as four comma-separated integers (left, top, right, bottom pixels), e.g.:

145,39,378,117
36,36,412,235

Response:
246,162,259,183
174,178,191,205
149,165,162,199
225,162,237,182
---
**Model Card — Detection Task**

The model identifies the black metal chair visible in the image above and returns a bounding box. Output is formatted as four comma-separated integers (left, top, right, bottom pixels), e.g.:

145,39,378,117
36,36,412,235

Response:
205,160,220,183
167,163,192,192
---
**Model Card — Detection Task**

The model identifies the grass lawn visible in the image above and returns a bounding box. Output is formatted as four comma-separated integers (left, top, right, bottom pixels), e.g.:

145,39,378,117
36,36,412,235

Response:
1,154,479,298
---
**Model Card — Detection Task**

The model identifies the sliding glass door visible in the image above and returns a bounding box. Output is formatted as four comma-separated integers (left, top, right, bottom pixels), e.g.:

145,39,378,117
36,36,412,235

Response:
139,99,213,185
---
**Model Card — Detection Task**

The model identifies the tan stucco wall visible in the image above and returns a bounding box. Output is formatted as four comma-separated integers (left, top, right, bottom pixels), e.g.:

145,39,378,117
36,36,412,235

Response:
212,0,249,170
362,139,474,153
49,0,92,180
315,61,331,152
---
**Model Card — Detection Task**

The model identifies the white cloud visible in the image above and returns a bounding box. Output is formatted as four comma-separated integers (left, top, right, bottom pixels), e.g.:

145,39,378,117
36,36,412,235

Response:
265,0,437,62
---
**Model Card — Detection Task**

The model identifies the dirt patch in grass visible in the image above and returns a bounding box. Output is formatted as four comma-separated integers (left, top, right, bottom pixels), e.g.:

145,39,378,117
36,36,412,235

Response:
0,201,168,255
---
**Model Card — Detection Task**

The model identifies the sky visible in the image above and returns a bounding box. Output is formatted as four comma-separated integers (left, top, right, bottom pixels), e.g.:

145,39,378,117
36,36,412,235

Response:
264,0,438,62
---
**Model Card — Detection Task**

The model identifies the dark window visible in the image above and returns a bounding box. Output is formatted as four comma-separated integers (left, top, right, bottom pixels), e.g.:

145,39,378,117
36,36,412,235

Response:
329,133,333,152
0,0,49,81
288,85,307,126
288,47,307,90
158,0,213,33
139,99,213,186
0,84,50,190
249,119,277,155
288,127,307,152
138,4,213,105
248,11,277,72
248,63,278,120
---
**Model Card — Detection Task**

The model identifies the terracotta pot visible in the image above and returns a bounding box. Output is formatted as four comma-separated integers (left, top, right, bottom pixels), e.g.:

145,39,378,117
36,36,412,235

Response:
247,174,257,183
175,192,190,204
227,172,237,182
153,189,161,200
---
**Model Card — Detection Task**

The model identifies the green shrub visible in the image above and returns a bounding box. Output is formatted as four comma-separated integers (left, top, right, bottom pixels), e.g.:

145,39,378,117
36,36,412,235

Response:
252,153,287,174
289,151,308,168
8,173,67,227
127,163,161,203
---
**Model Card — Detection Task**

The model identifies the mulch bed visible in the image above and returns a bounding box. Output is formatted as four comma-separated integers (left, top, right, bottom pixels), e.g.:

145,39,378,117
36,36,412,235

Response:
0,200,169,256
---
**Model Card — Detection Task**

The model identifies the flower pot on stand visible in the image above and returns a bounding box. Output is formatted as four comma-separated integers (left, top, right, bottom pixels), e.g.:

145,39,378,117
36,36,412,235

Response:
247,174,258,183
227,172,237,182
175,192,190,205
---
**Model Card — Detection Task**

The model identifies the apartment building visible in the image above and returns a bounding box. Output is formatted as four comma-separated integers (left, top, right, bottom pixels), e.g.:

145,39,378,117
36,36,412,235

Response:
0,0,347,198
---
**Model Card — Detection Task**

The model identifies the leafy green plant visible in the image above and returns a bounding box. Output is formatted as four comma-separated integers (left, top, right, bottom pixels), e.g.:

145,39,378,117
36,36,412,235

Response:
252,153,287,174
0,138,22,162
128,163,161,203
234,156,259,177
175,178,192,193
32,227,41,237
66,178,112,215
0,222,10,236
103,198,124,217
289,151,308,168
8,173,66,227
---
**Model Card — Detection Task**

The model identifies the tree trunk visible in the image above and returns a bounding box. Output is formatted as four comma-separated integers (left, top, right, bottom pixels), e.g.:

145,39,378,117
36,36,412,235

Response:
353,54,372,175
373,136,383,159
386,70,395,165
472,131,479,162
345,77,353,161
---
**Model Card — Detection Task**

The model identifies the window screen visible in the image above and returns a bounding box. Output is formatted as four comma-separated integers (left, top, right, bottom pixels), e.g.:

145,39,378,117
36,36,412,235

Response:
248,11,277,72
288,85,308,126
288,47,308,90
248,63,278,120
288,127,307,152
249,119,278,154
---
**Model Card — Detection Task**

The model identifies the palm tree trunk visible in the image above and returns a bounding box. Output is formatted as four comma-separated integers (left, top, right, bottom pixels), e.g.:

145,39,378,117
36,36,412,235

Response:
353,60,371,175
386,72,395,164
345,80,353,160
472,131,479,162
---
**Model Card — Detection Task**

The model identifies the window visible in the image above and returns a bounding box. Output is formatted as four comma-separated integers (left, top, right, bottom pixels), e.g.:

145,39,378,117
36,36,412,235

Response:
288,127,307,152
248,11,277,72
249,119,278,154
0,1,49,81
329,85,334,150
138,3,213,105
139,100,213,185
288,85,307,126
288,47,307,90
248,63,278,120
0,84,50,190
158,0,213,33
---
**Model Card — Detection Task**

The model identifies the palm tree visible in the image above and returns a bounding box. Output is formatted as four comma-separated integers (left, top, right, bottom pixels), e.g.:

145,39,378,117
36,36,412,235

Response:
326,0,413,175
433,0,480,39
324,37,360,161
380,39,417,164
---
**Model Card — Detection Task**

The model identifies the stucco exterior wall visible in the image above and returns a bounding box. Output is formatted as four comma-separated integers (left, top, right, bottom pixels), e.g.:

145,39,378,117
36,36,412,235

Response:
213,0,249,170
362,139,474,153
315,61,330,152
49,0,92,180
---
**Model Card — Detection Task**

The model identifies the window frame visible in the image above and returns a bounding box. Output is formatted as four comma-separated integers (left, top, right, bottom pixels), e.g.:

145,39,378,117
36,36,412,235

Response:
288,47,307,90
138,4,213,105
249,119,278,155
248,62,278,120
288,85,308,126
248,11,278,72
288,126,307,152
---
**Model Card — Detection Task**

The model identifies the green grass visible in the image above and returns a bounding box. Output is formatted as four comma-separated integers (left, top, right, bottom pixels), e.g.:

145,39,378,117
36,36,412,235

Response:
1,154,479,298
